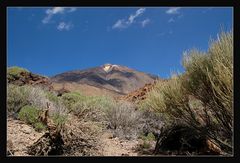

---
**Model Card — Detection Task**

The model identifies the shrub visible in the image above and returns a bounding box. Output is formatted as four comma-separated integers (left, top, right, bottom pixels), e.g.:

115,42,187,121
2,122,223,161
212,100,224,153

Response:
137,104,164,137
7,84,68,128
34,122,47,132
18,105,40,124
61,92,84,111
105,101,142,139
7,84,31,117
7,84,49,116
71,95,115,123
51,113,67,126
154,124,208,155
140,132,155,141
25,86,68,122
182,31,233,153
27,86,49,109
45,91,59,104
141,78,191,125
7,66,29,78
143,31,233,155
18,105,46,131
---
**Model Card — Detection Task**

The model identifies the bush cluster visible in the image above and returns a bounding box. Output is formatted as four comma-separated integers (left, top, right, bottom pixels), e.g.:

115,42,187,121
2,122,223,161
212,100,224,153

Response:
142,31,233,154
7,84,67,130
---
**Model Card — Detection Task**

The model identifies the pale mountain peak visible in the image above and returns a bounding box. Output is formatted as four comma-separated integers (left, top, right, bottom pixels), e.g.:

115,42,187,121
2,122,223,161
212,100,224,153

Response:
102,63,119,72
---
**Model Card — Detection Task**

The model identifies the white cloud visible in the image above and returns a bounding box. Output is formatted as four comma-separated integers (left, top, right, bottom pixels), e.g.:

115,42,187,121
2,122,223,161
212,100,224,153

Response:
166,7,181,14
112,19,127,29
128,8,145,24
168,18,175,23
46,7,65,15
141,18,150,27
112,8,146,29
42,7,77,24
57,22,73,31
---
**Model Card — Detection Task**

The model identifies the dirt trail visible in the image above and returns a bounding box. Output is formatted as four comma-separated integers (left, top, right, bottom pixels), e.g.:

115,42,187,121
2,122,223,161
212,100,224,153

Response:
100,132,139,156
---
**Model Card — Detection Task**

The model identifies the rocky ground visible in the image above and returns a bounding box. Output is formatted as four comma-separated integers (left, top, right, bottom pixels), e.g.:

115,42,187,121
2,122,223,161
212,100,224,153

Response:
7,118,155,156
100,132,139,156
7,118,44,156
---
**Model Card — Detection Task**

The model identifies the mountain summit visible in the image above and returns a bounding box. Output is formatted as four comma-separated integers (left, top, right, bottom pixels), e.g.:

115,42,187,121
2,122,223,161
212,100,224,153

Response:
50,64,159,97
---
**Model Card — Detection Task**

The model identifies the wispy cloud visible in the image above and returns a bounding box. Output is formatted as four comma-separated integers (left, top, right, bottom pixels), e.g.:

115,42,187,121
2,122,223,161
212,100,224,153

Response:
112,19,127,29
141,18,150,27
168,18,175,23
112,8,146,29
57,22,73,31
128,8,145,24
42,7,77,24
166,7,181,14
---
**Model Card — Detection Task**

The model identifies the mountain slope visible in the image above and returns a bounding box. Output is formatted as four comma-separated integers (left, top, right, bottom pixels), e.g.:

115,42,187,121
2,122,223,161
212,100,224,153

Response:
7,66,53,91
51,64,158,97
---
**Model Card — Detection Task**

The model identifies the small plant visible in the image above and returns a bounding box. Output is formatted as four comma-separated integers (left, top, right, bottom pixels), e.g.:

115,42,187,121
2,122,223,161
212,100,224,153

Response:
138,132,155,151
18,105,46,132
146,132,155,141
18,105,40,124
142,141,151,149
34,122,46,132
140,132,155,141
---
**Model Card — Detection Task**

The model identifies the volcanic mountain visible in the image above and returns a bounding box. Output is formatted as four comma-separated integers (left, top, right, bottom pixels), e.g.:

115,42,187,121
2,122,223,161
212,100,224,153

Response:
50,64,159,97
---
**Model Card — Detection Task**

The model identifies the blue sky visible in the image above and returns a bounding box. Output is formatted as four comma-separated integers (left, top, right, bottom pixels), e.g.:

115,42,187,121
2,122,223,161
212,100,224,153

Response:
7,7,232,79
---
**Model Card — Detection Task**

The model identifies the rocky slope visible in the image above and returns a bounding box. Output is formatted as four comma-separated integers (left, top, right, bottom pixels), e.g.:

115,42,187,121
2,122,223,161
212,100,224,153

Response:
7,67,53,91
120,79,168,103
51,64,159,97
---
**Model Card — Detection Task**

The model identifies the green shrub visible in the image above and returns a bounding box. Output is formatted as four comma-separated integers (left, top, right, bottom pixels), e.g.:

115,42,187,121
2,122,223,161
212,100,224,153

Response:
71,95,115,122
34,122,46,132
7,84,51,117
45,91,59,104
8,84,68,132
7,66,29,77
18,105,40,124
51,113,67,126
140,132,155,141
143,31,233,155
182,31,233,152
142,141,151,149
18,105,46,131
141,78,190,125
61,92,84,110
7,84,31,117
146,132,155,141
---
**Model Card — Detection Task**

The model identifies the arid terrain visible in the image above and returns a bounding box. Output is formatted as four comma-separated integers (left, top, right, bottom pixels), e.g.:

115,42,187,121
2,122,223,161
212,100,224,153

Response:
6,31,233,156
